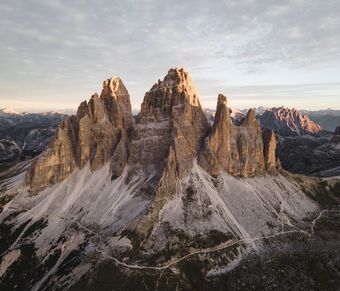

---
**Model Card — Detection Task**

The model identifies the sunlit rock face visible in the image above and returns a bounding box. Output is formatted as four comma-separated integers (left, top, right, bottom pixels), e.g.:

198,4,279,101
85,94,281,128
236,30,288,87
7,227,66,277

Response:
260,106,323,137
201,94,277,178
262,128,278,173
25,77,133,194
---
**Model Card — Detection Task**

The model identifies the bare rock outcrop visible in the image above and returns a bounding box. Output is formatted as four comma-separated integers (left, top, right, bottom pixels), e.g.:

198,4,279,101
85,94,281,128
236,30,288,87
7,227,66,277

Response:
202,96,273,177
128,68,210,199
260,107,323,137
262,128,277,173
26,77,133,193
203,94,239,176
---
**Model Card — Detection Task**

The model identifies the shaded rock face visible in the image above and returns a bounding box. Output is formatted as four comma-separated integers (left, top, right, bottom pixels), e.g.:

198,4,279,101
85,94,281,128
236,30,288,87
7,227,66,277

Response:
0,139,22,162
277,134,340,176
26,78,133,193
0,112,65,171
201,95,275,177
334,126,340,136
25,68,278,195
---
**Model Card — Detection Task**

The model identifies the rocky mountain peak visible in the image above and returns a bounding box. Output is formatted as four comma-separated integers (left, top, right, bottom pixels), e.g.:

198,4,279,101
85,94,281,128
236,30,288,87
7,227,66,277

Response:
26,76,133,193
214,94,230,123
100,77,133,129
262,128,277,173
0,107,21,115
260,106,322,136
217,93,227,106
25,68,280,197
101,76,123,96
201,96,277,178
240,108,257,127
129,68,210,199
162,67,192,87
145,68,200,112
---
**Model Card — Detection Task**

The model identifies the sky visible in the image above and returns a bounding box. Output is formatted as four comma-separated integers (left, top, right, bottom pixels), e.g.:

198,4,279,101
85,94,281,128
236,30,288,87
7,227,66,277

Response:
0,0,340,112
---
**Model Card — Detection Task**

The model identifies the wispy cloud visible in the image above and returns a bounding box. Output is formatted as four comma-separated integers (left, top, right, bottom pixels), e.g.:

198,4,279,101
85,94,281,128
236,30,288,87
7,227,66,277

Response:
0,0,339,111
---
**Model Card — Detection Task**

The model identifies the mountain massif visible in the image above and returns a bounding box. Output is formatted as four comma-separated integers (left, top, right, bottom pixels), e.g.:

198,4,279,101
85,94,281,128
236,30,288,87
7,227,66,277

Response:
0,109,66,171
259,106,323,137
0,69,339,290
205,105,340,177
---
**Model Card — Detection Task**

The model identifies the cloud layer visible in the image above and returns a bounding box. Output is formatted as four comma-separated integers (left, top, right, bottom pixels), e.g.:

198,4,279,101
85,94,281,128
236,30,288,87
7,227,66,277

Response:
0,0,339,111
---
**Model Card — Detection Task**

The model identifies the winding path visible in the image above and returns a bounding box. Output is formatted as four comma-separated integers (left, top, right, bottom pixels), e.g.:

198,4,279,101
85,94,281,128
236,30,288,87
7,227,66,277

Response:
4,203,340,272
71,208,340,271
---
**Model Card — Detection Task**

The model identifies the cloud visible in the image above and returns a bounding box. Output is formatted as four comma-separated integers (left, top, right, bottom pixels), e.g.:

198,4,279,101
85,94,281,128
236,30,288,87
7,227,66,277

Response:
0,0,339,111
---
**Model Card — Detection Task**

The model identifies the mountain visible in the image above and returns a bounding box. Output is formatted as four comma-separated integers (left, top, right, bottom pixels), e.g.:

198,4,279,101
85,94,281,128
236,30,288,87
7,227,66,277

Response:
257,107,339,176
0,69,339,290
292,108,340,132
308,115,340,132
0,110,66,169
301,108,340,117
0,107,21,115
277,128,340,176
259,106,323,136
0,139,22,170
0,109,66,128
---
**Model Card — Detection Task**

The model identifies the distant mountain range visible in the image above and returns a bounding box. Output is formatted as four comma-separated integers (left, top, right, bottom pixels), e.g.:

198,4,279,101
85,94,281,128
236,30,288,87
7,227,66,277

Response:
261,107,340,132
259,106,324,137
203,105,340,177
0,108,66,170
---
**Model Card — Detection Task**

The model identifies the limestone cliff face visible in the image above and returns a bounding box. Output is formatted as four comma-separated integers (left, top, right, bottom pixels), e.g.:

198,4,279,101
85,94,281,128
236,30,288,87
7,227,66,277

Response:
25,119,76,193
26,77,133,193
203,94,239,176
128,68,210,199
262,128,277,173
201,95,277,177
236,108,266,177
26,68,278,196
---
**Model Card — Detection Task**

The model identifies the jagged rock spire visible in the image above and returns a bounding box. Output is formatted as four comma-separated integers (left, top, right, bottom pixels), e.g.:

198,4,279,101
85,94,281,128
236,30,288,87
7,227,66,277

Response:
26,76,133,194
129,68,209,187
262,128,277,173
260,106,322,136
201,95,278,177
214,94,229,124
100,77,133,129
202,94,238,175
128,68,210,233
26,68,279,196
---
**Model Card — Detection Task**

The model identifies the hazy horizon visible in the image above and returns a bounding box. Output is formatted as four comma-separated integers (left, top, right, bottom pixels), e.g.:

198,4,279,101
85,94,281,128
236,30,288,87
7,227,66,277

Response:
1,1,340,111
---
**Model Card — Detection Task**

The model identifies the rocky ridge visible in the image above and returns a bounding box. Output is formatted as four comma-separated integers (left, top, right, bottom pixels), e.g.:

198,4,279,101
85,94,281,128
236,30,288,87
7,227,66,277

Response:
0,111,65,171
260,106,323,136
201,94,276,177
25,68,278,196
26,77,133,193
